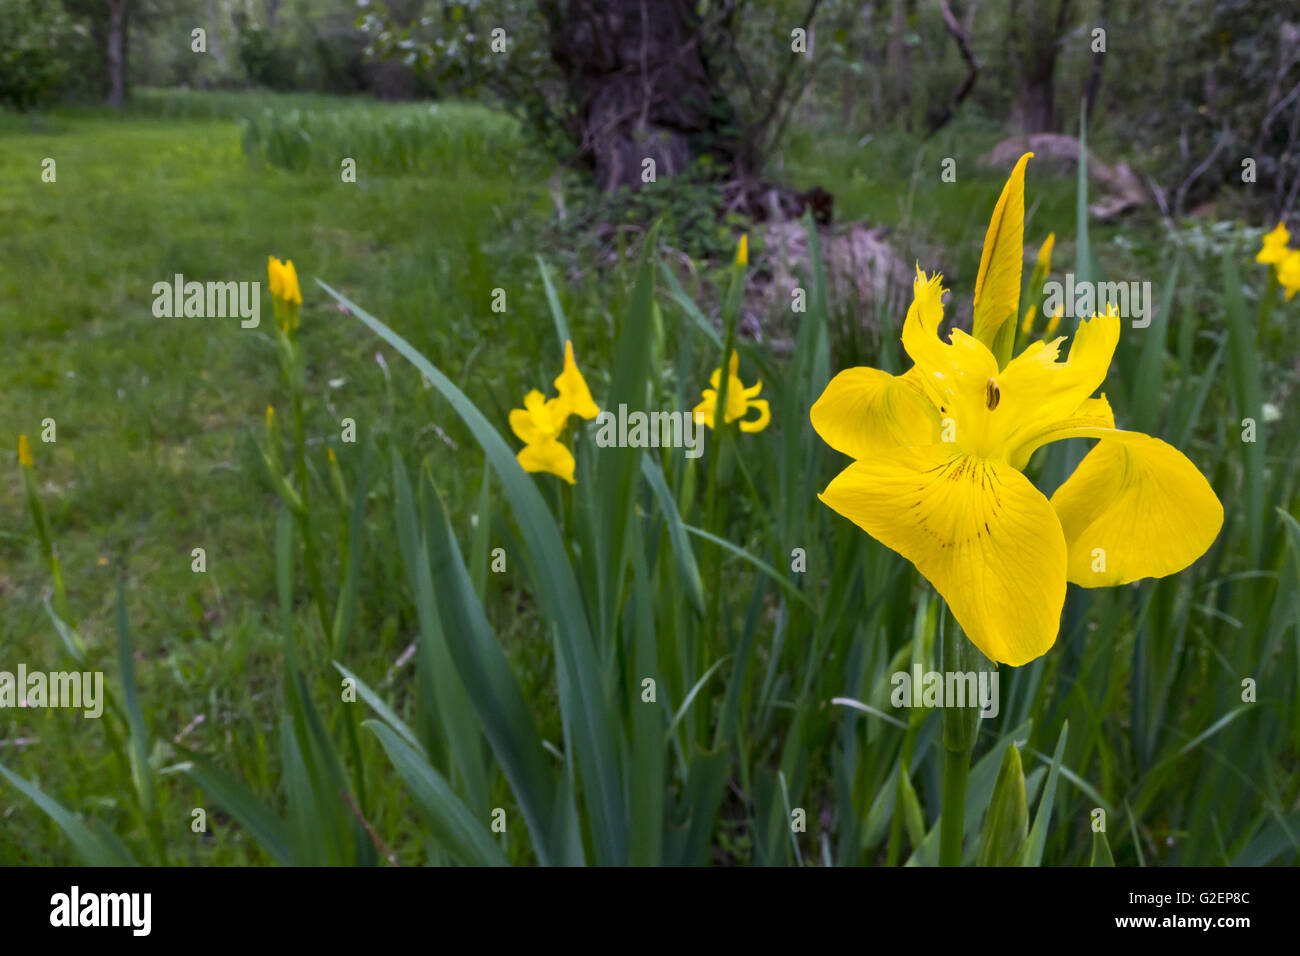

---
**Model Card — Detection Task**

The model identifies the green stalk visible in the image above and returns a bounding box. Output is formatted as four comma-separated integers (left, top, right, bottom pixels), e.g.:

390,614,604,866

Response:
939,609,979,866
940,746,971,866
703,247,748,652
21,456,71,628
283,333,332,642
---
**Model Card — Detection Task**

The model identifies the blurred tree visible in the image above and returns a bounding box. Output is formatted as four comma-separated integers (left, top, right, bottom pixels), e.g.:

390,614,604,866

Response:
359,0,836,220
541,0,750,191
60,0,178,107
1101,0,1300,219
1008,0,1073,132
0,0,77,111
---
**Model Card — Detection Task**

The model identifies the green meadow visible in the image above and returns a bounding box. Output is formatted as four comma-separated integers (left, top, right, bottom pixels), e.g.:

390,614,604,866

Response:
1,91,1296,866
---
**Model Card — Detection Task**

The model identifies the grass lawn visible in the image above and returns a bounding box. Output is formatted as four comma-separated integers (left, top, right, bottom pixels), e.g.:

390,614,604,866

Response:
0,95,565,861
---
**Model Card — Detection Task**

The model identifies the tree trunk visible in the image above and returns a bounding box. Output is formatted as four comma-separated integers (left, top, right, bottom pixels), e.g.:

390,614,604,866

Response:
887,0,914,124
544,0,749,192
1010,0,1072,133
1083,0,1109,119
1017,56,1057,132
106,0,128,109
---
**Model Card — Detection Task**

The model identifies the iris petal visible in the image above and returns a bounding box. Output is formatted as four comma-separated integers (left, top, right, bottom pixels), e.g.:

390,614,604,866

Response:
554,341,600,420
810,365,938,458
1049,431,1223,587
1008,395,1115,470
740,399,770,433
972,151,1033,351
819,445,1067,666
517,439,576,484
900,268,999,419
997,310,1120,453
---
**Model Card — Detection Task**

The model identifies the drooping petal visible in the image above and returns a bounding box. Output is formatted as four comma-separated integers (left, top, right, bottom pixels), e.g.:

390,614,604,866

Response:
972,152,1033,351
517,439,576,484
819,445,1067,666
810,365,938,458
554,341,600,420
1049,431,1223,587
739,399,770,433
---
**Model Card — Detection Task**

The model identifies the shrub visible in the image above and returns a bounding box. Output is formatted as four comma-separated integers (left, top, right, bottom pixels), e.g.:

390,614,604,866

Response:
0,0,78,111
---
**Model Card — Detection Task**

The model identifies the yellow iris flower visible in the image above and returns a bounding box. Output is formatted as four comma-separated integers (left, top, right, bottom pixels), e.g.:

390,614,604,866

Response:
18,434,32,468
509,389,568,445
1256,222,1290,265
694,350,770,433
508,341,599,484
268,255,302,334
1278,250,1300,301
267,256,302,305
810,153,1222,667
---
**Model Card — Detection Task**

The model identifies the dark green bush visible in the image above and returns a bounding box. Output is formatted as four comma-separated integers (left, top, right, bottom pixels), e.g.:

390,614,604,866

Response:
0,0,78,110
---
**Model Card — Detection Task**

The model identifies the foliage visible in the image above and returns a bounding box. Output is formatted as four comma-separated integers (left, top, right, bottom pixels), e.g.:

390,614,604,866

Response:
1117,0,1300,218
0,0,79,111
553,156,752,269
234,11,301,92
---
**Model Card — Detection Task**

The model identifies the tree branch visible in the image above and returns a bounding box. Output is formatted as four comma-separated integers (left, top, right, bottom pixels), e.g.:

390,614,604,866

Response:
926,0,979,137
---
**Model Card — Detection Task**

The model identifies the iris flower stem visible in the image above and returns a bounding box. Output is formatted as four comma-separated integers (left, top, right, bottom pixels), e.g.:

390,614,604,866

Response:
286,339,332,644
704,255,747,655
939,606,979,866
703,428,728,665
21,465,71,627
940,744,972,866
